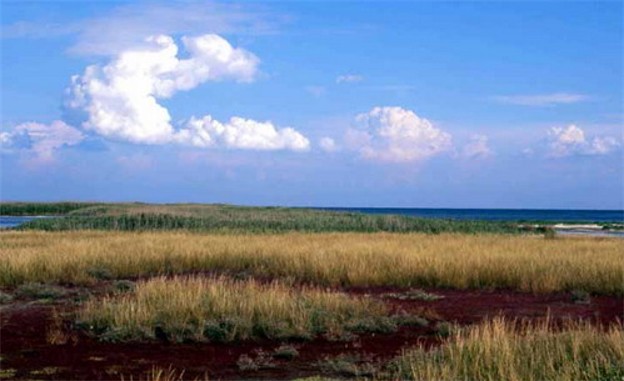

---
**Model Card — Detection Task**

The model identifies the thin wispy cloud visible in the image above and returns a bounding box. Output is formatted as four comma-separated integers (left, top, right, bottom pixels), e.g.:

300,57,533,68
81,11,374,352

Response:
2,2,282,56
368,85,416,92
461,135,493,159
319,137,339,152
492,93,589,106
304,86,326,97
336,74,363,84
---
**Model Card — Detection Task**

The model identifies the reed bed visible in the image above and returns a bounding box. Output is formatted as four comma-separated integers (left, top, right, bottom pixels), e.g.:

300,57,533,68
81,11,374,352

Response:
394,317,624,381
1,231,622,294
11,203,524,234
79,276,392,343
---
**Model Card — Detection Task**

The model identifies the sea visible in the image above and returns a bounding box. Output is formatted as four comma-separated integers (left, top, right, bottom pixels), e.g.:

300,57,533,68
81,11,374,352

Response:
0,216,55,229
318,208,624,223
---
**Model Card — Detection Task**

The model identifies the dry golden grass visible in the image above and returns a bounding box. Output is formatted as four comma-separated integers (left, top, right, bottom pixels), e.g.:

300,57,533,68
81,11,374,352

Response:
1,231,622,294
395,317,624,381
79,276,391,342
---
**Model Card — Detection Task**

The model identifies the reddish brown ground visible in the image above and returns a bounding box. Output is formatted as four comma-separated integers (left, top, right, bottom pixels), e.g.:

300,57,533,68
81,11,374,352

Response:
1,287,622,380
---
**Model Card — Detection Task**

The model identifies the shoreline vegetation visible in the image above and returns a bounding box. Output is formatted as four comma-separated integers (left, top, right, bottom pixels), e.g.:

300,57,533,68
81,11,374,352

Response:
1,202,528,234
2,202,622,234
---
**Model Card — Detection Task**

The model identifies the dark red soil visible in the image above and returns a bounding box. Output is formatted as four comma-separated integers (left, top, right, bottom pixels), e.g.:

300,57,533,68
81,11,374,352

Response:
349,286,623,326
1,288,622,380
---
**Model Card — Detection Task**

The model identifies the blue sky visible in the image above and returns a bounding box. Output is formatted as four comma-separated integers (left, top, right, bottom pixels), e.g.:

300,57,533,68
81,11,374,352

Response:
1,1,622,209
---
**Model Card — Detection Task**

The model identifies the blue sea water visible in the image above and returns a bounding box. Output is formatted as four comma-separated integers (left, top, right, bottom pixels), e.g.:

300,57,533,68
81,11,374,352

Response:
0,216,52,229
318,208,624,223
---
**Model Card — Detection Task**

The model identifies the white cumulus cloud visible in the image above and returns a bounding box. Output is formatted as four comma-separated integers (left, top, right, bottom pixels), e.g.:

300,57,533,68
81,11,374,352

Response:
1,120,84,162
548,125,620,157
336,74,363,84
177,116,309,151
348,106,452,163
67,33,309,152
461,134,492,159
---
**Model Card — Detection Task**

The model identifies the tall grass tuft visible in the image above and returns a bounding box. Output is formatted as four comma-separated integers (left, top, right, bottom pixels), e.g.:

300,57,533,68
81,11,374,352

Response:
394,317,624,381
79,276,392,343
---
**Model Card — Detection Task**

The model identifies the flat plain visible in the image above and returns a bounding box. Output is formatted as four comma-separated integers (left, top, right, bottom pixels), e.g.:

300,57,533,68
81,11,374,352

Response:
0,203,622,380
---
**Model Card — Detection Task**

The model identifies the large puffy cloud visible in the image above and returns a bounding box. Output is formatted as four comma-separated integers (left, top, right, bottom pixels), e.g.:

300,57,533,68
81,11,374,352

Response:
347,106,452,163
67,34,309,151
548,125,620,157
1,120,84,162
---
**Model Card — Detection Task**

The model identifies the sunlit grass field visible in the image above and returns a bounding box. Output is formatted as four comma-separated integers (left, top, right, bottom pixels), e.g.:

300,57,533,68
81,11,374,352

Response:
1,229,623,380
394,317,624,381
1,231,622,294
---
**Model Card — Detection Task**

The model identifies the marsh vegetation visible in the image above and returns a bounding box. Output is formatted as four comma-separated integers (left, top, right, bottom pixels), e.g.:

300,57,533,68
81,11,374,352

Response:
1,231,621,294
0,204,622,380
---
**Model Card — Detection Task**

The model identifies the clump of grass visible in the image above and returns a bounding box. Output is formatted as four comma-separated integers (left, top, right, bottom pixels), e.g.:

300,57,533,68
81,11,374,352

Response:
236,350,276,371
0,369,17,379
273,344,300,360
30,367,63,376
87,266,114,280
1,231,622,295
543,228,557,240
0,290,13,304
319,354,378,378
393,317,624,381
382,289,443,301
46,309,72,345
112,280,136,293
120,366,210,381
392,313,429,327
571,289,591,304
78,276,394,343
15,282,67,300
434,321,457,338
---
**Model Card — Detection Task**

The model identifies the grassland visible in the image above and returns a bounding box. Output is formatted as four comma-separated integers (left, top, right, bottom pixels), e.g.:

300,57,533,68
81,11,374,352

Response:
79,276,397,343
1,231,622,294
1,204,622,380
394,317,624,381
2,202,528,234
